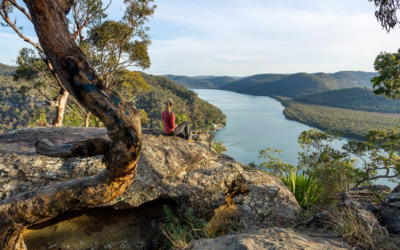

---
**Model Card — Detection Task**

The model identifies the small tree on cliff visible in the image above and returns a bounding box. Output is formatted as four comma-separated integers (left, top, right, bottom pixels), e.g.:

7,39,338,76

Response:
0,0,155,249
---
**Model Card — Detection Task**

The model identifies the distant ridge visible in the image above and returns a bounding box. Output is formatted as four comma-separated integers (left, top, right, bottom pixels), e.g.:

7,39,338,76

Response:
163,74,237,88
219,71,378,98
218,73,287,94
294,87,400,113
0,63,17,76
162,75,215,88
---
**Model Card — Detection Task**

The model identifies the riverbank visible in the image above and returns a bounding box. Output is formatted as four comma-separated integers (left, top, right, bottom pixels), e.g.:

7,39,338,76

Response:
275,96,399,140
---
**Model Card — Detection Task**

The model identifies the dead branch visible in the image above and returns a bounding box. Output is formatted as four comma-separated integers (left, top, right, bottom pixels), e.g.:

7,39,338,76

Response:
35,138,110,158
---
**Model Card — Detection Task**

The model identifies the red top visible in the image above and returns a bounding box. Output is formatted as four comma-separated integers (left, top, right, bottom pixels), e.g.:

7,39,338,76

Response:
162,110,176,134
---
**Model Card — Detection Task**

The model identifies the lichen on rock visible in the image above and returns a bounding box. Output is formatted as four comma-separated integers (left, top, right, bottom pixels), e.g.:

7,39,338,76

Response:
0,127,300,249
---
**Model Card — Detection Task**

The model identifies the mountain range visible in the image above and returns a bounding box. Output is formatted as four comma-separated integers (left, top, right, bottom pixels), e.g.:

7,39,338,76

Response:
163,71,379,99
163,75,237,88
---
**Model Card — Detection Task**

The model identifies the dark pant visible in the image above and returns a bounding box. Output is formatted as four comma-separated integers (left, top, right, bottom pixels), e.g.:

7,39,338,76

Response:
170,121,191,139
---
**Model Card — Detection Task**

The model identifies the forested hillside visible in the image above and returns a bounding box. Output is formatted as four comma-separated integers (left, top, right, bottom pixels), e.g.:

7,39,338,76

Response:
218,73,287,93
219,71,378,98
203,76,236,86
163,74,237,88
278,97,399,140
0,64,226,133
294,87,400,113
137,73,226,129
260,73,337,98
162,75,215,88
0,67,54,133
329,71,377,88
220,73,337,98
0,63,17,76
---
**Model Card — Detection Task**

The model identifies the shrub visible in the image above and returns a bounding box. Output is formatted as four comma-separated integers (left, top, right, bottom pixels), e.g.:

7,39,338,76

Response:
249,148,296,177
298,129,361,204
27,108,48,127
327,206,396,249
211,140,226,154
140,109,150,127
281,171,323,210
175,113,191,125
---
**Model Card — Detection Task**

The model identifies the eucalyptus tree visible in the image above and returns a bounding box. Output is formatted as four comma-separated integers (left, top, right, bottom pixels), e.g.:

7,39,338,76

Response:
0,0,155,249
1,0,153,126
366,0,400,97
0,0,112,126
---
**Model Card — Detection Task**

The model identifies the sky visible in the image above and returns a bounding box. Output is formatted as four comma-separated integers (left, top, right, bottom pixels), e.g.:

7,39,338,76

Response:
1,0,400,76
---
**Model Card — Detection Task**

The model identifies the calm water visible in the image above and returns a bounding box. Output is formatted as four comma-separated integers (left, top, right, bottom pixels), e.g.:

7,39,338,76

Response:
194,89,396,189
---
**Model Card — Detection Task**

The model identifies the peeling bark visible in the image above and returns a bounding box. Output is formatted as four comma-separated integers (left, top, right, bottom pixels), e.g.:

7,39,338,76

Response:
0,0,142,249
84,111,91,127
48,89,69,126
1,223,27,250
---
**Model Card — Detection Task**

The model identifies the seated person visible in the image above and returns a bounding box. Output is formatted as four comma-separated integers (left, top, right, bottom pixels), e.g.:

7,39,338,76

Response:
162,98,201,141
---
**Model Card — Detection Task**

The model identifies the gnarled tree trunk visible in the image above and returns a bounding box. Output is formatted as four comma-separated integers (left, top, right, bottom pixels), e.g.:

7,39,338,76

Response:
0,0,142,249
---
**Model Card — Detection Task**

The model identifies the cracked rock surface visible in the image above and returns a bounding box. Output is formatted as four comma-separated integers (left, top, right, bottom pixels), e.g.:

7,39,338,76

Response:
192,228,350,250
0,127,300,249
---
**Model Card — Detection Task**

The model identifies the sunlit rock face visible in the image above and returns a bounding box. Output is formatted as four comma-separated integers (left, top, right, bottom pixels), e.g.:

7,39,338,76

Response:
0,127,300,249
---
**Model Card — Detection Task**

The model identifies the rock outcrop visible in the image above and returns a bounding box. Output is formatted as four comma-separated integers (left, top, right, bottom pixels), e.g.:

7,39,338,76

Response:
0,127,300,249
378,186,400,234
191,228,350,250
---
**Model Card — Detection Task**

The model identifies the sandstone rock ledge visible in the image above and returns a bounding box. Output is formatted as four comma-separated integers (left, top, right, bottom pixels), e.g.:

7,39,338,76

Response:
192,228,350,250
0,127,300,249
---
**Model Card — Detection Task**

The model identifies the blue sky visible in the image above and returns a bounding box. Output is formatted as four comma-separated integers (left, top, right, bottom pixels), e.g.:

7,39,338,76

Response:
1,0,400,76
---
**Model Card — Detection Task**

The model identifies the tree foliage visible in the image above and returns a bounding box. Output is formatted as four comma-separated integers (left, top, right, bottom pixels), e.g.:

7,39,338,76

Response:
1,0,154,126
249,148,296,177
372,48,400,99
13,48,59,103
369,0,400,32
84,0,154,88
252,129,400,204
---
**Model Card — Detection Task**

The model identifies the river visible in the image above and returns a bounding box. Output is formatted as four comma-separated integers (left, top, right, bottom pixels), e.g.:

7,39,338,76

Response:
193,89,397,189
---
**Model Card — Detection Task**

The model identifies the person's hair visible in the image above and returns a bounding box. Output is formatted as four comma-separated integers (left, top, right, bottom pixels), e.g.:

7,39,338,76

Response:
165,99,172,116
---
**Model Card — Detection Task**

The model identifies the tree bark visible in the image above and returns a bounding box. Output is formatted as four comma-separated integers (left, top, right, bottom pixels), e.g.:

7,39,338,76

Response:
0,0,142,249
0,223,27,250
49,89,69,126
84,111,91,127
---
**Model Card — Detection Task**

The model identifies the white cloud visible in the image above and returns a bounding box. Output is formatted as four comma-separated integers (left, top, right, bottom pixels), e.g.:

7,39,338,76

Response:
143,0,400,76
2,0,400,76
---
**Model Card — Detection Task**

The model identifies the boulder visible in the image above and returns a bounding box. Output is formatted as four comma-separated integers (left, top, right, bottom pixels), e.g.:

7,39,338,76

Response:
378,187,400,234
305,200,386,235
0,127,300,249
191,228,350,250
348,185,391,205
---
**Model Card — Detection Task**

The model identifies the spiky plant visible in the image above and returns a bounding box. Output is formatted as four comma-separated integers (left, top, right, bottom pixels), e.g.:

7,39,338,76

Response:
282,171,323,209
